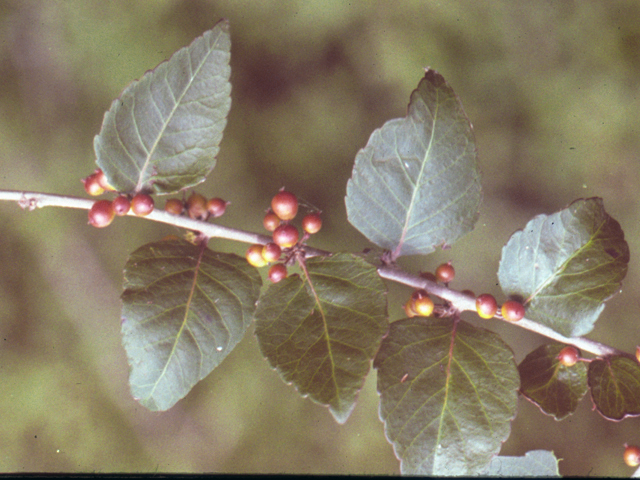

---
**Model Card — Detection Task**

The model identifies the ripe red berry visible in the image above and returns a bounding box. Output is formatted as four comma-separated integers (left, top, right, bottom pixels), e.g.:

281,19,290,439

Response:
261,242,282,263
302,213,322,234
272,224,299,248
413,296,434,317
112,195,131,216
82,173,105,196
186,192,208,220
164,198,184,215
624,445,640,467
558,346,579,367
636,346,640,364
206,197,228,218
88,199,115,228
246,244,267,268
268,263,288,283
131,193,154,216
271,190,298,221
263,212,281,232
94,168,115,191
501,300,525,322
435,262,455,283
476,294,498,319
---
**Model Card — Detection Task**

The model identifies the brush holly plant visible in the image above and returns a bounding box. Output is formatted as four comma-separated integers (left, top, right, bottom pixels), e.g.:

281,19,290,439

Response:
2,19,640,476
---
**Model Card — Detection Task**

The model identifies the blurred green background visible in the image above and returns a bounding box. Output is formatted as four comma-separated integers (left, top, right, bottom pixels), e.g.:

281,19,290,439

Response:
1,0,639,475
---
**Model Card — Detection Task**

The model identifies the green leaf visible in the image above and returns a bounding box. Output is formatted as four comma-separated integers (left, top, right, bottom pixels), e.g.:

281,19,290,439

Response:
498,197,629,337
479,450,560,477
588,355,640,420
254,253,388,424
121,239,261,411
95,19,232,195
518,344,588,420
374,318,519,475
345,69,481,258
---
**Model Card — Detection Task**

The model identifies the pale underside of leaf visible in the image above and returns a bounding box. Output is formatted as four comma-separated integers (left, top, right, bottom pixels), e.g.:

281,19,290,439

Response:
479,450,560,477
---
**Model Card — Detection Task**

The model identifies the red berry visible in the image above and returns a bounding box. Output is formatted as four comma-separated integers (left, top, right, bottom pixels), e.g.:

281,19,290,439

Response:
302,213,322,234
268,263,288,283
501,300,525,322
636,346,640,364
271,190,298,221
88,199,115,228
112,195,131,216
186,192,208,220
624,445,640,467
435,262,455,283
164,198,184,215
82,173,105,196
558,346,579,367
94,168,115,191
413,296,434,317
263,212,281,232
461,289,476,299
419,271,437,282
131,193,154,216
206,197,228,218
272,224,299,248
261,243,282,263
476,294,498,319
246,244,267,268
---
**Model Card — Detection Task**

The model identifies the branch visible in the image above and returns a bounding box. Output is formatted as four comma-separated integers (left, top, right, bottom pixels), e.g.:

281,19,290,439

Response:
0,189,626,358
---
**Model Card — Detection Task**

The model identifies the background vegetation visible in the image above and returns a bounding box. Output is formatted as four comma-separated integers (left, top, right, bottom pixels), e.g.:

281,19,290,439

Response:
1,1,639,475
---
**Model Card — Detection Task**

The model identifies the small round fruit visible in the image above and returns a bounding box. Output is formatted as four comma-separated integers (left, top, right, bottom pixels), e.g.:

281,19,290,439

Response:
461,289,476,299
302,213,322,234
261,242,282,263
131,193,154,216
164,198,184,215
88,200,115,228
636,345,640,364
186,192,208,220
413,296,434,317
501,300,525,322
207,197,228,218
94,169,115,191
263,212,281,232
268,263,288,283
403,299,417,318
112,195,131,216
476,294,498,319
624,445,640,467
419,271,437,282
246,244,268,268
435,262,455,283
272,224,299,248
271,190,298,221
558,346,579,367
82,173,105,196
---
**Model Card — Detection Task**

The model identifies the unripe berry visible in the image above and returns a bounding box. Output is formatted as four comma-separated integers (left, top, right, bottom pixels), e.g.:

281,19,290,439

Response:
82,173,105,196
272,224,299,248
558,346,579,367
263,212,281,232
186,192,208,220
131,193,154,216
624,445,640,467
501,300,525,322
88,199,115,228
261,242,282,263
435,262,455,283
268,263,288,283
94,169,115,191
112,195,131,216
246,244,268,268
164,198,184,215
302,213,322,234
636,345,640,364
206,197,228,218
476,294,498,319
271,190,298,221
403,299,417,318
413,296,434,317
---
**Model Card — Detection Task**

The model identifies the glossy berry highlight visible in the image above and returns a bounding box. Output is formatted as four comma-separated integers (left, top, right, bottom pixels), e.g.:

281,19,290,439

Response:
246,244,268,268
263,212,281,232
558,346,579,367
272,224,299,248
207,197,228,218
94,169,115,191
624,445,640,467
82,173,105,196
131,193,154,216
413,295,434,317
112,195,131,216
501,300,525,322
271,190,298,221
435,262,455,283
302,213,322,234
268,263,288,283
476,294,498,319
261,243,282,263
88,200,115,228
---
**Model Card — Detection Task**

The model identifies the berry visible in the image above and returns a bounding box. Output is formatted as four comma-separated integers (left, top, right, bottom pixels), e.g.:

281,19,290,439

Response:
82,173,105,196
94,169,115,191
624,445,640,467
112,195,131,216
263,212,281,232
272,224,299,248
268,263,288,283
558,346,579,367
207,197,228,218
403,299,417,318
501,300,525,322
131,193,154,216
88,200,115,228
476,294,498,319
413,296,434,317
636,345,640,364
435,262,455,283
271,190,298,221
186,192,208,220
302,213,322,234
461,289,476,299
419,271,437,282
164,198,184,215
261,242,282,263
246,244,268,268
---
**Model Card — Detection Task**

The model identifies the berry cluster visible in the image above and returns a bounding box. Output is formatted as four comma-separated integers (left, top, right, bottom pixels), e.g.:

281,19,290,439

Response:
474,294,525,322
404,263,456,317
163,192,229,220
245,190,322,283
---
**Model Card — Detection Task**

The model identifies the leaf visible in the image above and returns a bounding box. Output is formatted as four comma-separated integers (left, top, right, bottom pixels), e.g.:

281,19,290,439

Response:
121,239,261,411
95,19,232,195
345,69,481,259
479,450,561,477
498,197,629,337
587,355,640,420
518,344,588,420
254,253,388,424
374,317,519,476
